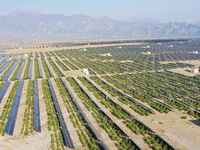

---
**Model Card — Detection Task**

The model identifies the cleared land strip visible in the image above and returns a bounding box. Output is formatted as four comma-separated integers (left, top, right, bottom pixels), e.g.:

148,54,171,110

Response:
62,78,118,150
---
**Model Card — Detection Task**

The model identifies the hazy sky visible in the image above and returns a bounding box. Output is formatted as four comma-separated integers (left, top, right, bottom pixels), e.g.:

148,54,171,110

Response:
1,0,199,22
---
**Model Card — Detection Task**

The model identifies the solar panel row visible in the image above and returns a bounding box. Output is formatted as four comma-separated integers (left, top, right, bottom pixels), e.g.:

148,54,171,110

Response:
0,82,10,103
33,80,41,132
48,80,74,148
5,81,24,135
3,62,18,81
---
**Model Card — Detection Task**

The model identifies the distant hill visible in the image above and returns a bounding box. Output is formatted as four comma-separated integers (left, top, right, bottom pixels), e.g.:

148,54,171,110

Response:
0,12,200,41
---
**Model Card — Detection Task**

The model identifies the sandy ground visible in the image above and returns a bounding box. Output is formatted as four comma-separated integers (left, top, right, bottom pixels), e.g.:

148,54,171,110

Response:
160,59,200,76
160,60,200,66
169,67,197,76
140,111,200,150
0,131,50,150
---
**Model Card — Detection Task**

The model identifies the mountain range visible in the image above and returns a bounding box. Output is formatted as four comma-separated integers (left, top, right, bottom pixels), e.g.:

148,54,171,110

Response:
0,12,200,41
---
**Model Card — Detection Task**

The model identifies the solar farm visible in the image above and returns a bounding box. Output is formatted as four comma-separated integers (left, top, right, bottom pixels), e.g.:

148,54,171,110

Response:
0,39,200,150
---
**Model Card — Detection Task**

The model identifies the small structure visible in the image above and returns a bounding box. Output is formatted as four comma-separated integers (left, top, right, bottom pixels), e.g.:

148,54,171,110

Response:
100,53,112,57
146,45,151,48
192,51,199,55
142,51,151,55
83,68,90,76
192,66,200,74
24,54,29,58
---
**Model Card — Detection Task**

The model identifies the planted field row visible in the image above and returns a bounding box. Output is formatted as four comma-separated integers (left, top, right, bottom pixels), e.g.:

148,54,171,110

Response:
23,59,31,80
62,59,79,70
90,76,153,116
41,59,52,78
48,58,64,77
67,77,141,150
55,78,103,150
0,81,24,135
0,60,10,75
54,56,70,71
0,61,15,81
10,61,24,81
42,80,65,150
103,74,175,113
76,77,174,150
21,80,41,135
42,79,74,149
107,72,200,117
0,82,10,103
34,58,42,79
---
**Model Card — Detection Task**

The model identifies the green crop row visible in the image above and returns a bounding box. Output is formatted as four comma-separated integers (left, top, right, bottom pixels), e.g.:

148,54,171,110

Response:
41,59,52,78
34,59,42,79
21,80,34,135
0,81,19,135
67,77,140,150
42,80,65,150
90,76,153,116
55,78,102,150
77,77,174,150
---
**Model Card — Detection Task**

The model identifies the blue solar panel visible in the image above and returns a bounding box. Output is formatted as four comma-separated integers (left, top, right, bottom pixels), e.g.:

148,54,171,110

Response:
0,61,9,74
16,62,24,80
48,80,74,148
33,80,41,132
0,58,7,65
0,82,10,103
5,81,24,135
3,62,18,81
